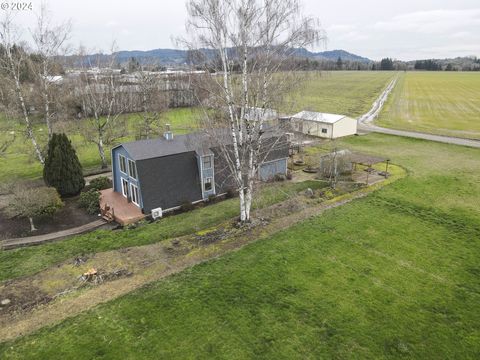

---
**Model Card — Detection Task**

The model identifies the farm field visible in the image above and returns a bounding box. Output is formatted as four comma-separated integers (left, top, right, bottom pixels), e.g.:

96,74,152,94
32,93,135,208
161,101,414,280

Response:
1,133,479,359
284,71,395,117
0,71,395,182
377,72,480,139
0,108,201,181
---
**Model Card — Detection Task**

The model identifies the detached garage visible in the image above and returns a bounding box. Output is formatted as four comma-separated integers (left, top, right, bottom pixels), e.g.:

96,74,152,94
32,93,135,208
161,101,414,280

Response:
290,111,357,139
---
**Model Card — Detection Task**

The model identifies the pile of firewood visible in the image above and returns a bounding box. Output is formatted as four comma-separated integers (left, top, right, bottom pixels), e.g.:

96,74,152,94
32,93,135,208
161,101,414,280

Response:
79,268,103,284
78,268,132,285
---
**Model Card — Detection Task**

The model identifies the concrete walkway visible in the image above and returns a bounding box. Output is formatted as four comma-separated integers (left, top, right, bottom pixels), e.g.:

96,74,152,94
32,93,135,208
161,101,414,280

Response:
358,76,480,149
1,219,107,250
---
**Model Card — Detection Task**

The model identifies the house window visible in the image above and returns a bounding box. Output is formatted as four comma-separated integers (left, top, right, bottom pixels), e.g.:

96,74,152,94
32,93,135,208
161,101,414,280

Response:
204,177,212,192
130,183,140,206
121,178,129,197
202,156,212,169
128,159,137,179
321,128,328,134
119,155,127,174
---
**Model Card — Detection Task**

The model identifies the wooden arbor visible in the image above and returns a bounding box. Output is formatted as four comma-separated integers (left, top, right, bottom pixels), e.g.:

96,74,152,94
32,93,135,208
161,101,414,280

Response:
349,153,390,185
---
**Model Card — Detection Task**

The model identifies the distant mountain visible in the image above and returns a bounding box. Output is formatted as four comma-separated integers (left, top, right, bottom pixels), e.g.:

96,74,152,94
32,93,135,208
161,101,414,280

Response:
110,47,371,66
312,49,371,63
114,49,188,65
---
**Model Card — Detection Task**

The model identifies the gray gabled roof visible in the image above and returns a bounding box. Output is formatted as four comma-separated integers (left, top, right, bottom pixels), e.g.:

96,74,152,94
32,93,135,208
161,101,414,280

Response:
119,133,210,161
118,126,285,162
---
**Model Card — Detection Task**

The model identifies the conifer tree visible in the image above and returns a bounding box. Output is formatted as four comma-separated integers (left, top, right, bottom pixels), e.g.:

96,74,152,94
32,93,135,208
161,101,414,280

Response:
43,133,85,196
336,56,343,70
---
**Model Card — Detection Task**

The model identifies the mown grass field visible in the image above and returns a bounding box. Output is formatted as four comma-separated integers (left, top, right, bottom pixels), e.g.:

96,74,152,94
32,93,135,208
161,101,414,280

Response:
0,108,201,181
378,71,480,139
0,180,328,282
1,133,479,359
284,71,395,117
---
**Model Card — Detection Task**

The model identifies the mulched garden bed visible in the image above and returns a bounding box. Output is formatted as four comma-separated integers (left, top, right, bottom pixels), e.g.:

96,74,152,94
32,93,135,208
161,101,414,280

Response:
0,196,99,240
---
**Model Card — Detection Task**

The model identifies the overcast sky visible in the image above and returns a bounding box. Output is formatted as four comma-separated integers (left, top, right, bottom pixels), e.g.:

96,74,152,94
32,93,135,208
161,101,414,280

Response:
15,0,480,60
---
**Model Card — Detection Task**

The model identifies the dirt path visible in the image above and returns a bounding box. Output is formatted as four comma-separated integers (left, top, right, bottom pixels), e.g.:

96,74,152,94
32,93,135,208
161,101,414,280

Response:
0,171,404,343
358,77,398,126
1,220,108,250
358,76,480,149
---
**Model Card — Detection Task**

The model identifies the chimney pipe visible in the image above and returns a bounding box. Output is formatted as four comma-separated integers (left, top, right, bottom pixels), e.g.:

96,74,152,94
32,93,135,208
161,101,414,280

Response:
164,123,173,140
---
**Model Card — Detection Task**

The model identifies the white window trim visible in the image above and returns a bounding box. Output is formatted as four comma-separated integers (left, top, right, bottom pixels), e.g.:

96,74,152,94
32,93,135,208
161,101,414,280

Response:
204,177,213,192
119,154,128,175
202,155,212,169
130,183,140,206
121,178,129,198
199,154,215,197
128,159,137,180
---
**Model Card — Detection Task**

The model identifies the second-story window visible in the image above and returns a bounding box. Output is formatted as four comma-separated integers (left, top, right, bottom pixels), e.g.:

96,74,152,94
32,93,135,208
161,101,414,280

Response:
119,155,127,173
202,156,212,169
128,159,137,179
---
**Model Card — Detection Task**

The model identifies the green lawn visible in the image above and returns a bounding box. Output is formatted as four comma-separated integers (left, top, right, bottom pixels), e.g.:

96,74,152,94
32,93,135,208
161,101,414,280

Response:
284,71,395,117
2,134,479,359
0,108,201,181
377,72,480,139
0,180,327,282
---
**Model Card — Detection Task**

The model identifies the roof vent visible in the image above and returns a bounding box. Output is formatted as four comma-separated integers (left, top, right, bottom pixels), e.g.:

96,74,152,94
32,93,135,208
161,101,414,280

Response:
164,123,173,140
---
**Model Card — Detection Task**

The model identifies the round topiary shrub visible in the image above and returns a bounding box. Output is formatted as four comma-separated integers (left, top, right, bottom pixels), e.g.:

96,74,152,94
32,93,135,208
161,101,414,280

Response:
79,189,101,215
89,176,112,191
5,184,63,232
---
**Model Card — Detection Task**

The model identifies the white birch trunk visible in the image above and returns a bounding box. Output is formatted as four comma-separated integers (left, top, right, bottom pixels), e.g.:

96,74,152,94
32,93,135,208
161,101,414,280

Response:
98,135,107,169
14,75,45,164
184,0,321,223
29,217,37,232
42,60,53,139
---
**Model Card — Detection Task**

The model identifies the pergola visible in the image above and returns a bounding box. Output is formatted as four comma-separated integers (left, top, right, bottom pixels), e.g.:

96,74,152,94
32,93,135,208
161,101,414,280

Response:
349,153,391,184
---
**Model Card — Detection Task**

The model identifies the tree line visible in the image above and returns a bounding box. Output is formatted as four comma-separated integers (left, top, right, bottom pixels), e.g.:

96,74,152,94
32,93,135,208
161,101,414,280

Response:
267,56,480,72
0,5,204,169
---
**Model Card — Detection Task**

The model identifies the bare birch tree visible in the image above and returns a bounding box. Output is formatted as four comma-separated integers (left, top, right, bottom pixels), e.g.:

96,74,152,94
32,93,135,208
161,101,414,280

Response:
135,68,168,139
75,44,126,168
183,0,323,222
0,12,44,164
30,1,71,139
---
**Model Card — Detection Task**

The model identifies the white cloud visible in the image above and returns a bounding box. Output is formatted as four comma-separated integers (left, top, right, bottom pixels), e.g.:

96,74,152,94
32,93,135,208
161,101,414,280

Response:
326,24,369,44
373,9,480,34
16,0,480,60
105,21,118,28
449,31,472,39
327,24,355,32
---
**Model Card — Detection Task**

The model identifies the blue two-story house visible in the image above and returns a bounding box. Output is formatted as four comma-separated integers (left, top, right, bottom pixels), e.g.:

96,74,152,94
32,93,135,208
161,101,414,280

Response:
110,129,289,217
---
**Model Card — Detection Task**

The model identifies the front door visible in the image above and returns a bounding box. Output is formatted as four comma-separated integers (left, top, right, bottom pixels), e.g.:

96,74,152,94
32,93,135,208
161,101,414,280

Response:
121,178,129,198
130,183,140,206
